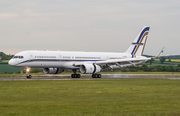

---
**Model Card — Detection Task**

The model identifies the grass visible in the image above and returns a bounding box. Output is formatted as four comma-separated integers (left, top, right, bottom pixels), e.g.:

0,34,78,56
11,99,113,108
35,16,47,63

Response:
2,60,9,62
1,79,180,116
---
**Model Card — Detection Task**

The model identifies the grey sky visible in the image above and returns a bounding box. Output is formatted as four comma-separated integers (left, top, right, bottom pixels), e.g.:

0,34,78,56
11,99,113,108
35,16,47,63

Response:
0,0,180,55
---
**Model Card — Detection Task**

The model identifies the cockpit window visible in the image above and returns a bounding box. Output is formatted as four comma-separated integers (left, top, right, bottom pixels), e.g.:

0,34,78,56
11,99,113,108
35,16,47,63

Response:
13,56,24,59
13,56,18,58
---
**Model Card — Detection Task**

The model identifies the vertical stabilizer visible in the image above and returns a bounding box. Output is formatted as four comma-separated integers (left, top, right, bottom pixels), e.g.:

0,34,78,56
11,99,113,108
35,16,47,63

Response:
125,26,150,57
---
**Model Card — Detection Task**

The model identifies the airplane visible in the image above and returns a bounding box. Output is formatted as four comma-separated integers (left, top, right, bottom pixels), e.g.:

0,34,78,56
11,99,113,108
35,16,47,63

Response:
9,26,151,78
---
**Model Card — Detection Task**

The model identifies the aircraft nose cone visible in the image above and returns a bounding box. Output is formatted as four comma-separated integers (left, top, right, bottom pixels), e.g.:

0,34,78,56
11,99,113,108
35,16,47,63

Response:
8,59,15,66
8,60,12,65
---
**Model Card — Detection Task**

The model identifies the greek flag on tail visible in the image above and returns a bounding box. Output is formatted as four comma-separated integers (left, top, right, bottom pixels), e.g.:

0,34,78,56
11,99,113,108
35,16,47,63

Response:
125,26,150,58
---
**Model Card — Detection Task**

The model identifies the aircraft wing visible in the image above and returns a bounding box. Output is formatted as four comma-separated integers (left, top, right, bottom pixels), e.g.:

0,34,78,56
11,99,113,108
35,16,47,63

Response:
95,57,151,68
95,57,151,65
74,57,151,68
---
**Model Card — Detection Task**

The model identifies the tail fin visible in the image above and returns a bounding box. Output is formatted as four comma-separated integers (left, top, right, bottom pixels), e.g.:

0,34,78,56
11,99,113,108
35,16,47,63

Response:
125,26,150,57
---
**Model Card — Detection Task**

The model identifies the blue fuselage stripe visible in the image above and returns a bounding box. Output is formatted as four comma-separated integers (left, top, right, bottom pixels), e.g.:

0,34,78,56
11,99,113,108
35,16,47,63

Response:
18,59,102,65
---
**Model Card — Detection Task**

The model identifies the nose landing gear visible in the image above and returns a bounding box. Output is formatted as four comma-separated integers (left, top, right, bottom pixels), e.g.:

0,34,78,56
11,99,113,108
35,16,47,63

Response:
25,67,32,79
26,75,32,79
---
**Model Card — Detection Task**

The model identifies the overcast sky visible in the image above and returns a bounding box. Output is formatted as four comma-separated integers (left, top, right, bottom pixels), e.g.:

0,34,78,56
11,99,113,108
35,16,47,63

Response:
0,0,180,55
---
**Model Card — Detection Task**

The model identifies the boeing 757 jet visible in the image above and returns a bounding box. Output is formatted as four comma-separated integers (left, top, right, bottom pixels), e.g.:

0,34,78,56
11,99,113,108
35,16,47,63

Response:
9,26,151,78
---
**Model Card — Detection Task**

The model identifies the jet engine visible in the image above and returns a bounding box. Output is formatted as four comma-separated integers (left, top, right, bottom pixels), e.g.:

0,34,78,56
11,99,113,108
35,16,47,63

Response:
43,68,64,74
80,64,101,74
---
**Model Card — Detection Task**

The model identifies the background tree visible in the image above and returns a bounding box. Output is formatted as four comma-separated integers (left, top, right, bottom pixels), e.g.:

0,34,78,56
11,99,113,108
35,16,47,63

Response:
0,52,13,60
141,64,149,71
149,58,154,65
160,57,166,64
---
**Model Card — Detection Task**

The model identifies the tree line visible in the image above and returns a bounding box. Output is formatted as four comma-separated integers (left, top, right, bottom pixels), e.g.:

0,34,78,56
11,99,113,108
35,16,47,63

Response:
0,52,13,61
117,64,180,72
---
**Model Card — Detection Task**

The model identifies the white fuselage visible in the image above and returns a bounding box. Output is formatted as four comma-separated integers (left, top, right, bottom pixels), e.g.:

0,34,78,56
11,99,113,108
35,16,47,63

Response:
9,50,144,69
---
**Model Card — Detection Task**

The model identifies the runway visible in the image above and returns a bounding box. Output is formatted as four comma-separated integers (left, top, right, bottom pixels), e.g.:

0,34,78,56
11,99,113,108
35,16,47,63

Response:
0,75,180,80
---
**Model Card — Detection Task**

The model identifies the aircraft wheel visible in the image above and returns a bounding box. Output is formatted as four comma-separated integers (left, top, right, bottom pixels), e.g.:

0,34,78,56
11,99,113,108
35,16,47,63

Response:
71,74,74,78
98,74,101,78
92,74,96,78
74,74,77,78
26,75,32,79
77,74,81,78
92,74,101,78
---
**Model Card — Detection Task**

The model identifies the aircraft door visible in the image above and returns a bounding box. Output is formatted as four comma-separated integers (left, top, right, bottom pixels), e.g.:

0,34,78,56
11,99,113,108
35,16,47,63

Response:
29,53,33,62
59,54,65,66
59,55,61,61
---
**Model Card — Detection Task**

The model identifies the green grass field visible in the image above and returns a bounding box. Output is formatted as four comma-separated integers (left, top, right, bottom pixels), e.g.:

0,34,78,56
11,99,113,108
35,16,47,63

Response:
1,79,180,116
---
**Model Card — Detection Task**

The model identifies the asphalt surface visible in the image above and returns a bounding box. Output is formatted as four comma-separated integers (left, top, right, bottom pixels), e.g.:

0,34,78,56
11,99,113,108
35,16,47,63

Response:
0,75,180,80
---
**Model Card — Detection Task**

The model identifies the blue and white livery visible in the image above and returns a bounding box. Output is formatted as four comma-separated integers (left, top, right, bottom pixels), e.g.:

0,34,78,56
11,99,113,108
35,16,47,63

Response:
9,26,151,78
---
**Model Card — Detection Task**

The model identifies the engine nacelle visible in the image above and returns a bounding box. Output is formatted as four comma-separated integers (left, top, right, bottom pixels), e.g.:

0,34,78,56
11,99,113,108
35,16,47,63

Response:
80,64,101,74
43,68,64,74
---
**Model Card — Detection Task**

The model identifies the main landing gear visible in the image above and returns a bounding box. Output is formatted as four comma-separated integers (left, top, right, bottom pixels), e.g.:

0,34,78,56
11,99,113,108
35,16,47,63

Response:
71,74,81,78
25,67,32,79
92,74,101,78
71,69,81,78
71,69,101,78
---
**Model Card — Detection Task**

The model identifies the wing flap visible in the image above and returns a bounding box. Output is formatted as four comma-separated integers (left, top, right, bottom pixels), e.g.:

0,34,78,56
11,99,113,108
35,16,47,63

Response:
95,58,150,65
74,57,151,67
